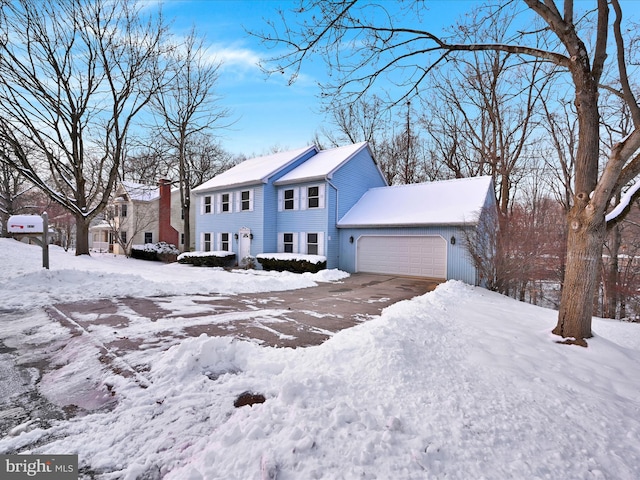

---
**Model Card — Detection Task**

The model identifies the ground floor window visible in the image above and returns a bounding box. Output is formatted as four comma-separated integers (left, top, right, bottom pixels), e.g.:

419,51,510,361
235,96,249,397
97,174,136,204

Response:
120,231,127,244
144,232,152,244
307,233,319,255
203,232,212,251
221,232,230,251
283,233,294,253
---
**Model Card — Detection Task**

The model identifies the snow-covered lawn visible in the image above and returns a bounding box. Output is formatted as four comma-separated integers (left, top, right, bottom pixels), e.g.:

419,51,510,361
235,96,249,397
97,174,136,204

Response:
1,238,639,479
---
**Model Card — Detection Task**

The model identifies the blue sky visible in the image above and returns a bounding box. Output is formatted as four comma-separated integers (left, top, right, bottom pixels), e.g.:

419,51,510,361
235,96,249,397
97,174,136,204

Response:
153,1,491,155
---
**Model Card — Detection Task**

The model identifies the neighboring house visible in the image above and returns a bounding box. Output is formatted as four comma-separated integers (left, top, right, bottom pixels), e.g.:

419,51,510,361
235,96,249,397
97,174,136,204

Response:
192,142,497,285
90,180,195,254
192,142,387,268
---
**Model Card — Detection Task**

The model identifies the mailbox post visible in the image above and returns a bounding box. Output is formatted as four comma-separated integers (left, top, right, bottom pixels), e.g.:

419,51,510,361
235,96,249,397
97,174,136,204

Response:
42,212,49,269
7,213,50,269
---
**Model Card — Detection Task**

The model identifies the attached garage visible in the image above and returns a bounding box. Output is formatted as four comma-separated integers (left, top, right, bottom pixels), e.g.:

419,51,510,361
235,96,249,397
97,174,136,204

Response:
356,235,447,279
337,176,497,285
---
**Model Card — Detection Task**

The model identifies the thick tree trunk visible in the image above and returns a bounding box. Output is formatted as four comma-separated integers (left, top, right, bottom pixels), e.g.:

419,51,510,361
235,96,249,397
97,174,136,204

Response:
75,214,91,255
554,193,605,340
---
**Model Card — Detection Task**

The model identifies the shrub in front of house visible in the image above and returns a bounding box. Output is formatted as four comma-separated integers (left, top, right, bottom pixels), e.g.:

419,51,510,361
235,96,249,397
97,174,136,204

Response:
256,253,327,273
178,251,236,268
131,242,180,262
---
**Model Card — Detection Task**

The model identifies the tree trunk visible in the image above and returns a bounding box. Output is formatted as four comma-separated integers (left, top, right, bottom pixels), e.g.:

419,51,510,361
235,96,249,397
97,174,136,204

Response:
75,214,91,256
183,203,191,252
554,194,605,340
602,225,621,318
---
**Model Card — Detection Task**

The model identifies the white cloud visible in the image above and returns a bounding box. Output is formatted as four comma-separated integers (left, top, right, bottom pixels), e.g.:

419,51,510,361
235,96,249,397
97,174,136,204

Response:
207,43,261,71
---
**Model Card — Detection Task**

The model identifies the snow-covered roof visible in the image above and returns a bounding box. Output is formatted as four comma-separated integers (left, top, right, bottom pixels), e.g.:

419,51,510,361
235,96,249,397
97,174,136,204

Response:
192,145,318,193
120,181,160,202
338,176,494,228
274,142,369,185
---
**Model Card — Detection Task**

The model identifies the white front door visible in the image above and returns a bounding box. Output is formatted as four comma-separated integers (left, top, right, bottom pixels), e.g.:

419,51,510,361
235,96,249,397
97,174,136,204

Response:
238,227,252,260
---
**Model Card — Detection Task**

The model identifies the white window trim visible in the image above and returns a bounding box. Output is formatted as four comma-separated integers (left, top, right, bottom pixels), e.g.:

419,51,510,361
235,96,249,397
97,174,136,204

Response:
300,231,324,255
202,232,212,252
238,189,254,212
218,232,231,252
278,187,299,211
202,195,212,214
301,184,325,210
278,232,298,253
219,192,232,214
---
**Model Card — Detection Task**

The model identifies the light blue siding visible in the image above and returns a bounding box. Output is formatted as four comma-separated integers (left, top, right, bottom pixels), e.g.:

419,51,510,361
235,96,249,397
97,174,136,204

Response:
338,226,478,284
193,149,317,261
195,185,265,257
273,147,386,269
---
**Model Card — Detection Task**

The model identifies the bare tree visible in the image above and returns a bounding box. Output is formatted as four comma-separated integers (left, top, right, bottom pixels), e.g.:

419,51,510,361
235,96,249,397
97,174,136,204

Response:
320,95,437,184
0,144,35,236
121,138,174,184
419,7,550,214
181,133,236,188
0,0,166,255
257,0,640,343
107,184,159,256
152,29,231,252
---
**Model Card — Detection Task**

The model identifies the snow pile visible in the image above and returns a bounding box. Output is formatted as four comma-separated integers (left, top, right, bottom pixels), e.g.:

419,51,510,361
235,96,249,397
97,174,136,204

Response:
0,239,344,309
1,239,639,479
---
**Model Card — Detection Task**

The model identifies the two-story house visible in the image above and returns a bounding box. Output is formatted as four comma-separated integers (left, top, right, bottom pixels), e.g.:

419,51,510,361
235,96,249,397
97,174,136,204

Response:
192,142,386,267
90,179,195,254
192,142,496,285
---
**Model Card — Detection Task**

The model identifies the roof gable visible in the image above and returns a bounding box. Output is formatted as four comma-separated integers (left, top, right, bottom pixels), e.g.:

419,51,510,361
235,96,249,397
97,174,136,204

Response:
274,142,370,185
192,145,318,192
338,176,495,227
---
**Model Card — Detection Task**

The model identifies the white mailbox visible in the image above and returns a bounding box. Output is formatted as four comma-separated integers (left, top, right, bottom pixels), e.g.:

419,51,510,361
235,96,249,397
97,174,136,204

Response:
8,215,45,234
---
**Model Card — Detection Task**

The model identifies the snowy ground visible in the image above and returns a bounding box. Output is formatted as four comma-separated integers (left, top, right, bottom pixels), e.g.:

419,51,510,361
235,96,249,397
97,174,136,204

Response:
1,238,639,479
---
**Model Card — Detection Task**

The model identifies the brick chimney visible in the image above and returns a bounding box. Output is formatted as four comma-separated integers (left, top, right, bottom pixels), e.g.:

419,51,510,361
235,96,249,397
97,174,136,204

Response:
158,179,179,246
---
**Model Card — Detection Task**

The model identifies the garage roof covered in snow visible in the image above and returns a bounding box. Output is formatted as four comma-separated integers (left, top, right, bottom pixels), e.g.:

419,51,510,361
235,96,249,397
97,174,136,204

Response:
192,145,318,192
337,176,494,228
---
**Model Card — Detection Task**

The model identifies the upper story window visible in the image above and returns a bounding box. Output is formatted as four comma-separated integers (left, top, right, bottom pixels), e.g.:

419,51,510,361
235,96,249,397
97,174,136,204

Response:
284,189,295,210
279,187,298,211
307,186,320,208
236,189,253,212
204,196,212,214
120,204,128,217
221,193,231,212
303,184,325,209
241,190,251,211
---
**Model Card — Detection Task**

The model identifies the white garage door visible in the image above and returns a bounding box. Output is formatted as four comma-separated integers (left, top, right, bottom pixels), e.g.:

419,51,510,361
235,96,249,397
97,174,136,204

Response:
357,235,447,279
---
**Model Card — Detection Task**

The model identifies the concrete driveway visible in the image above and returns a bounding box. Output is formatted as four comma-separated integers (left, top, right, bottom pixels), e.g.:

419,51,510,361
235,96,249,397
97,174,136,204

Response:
48,273,439,352
0,274,438,436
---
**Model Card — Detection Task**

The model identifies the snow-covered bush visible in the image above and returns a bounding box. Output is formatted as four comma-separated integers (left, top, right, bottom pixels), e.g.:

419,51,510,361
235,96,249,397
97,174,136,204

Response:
178,250,236,268
239,255,257,269
131,242,180,262
256,253,326,273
